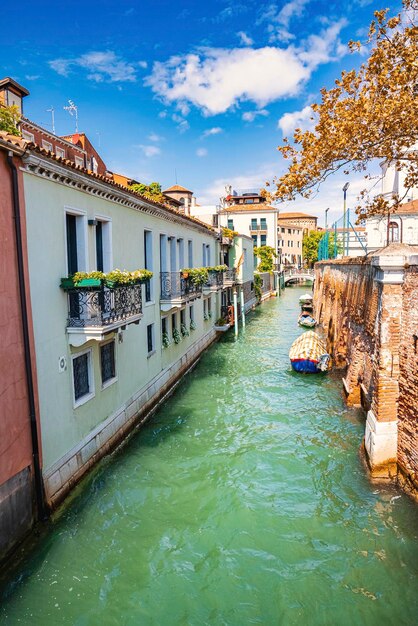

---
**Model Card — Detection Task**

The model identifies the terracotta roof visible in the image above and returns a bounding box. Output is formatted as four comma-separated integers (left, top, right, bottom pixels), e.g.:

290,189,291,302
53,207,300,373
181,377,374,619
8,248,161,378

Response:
392,199,418,215
0,77,30,96
278,212,318,219
0,133,215,235
220,203,277,213
163,184,192,193
278,221,303,229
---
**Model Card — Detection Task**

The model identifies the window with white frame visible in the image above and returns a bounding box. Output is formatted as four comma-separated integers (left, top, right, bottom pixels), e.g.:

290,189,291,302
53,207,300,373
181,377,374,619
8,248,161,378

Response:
42,140,53,152
56,146,65,159
147,323,155,354
100,340,116,386
144,230,153,302
22,130,34,142
188,240,193,267
75,155,84,168
95,218,112,273
189,305,194,323
65,210,87,275
72,348,94,406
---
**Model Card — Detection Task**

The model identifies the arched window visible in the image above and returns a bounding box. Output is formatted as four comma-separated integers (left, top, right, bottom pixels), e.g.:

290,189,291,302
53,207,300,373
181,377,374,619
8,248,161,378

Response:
179,197,185,205
388,221,399,242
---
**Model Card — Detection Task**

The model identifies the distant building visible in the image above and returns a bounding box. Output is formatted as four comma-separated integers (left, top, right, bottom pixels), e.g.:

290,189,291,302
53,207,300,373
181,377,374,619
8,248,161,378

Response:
366,201,418,250
218,189,279,253
278,212,318,235
163,184,197,214
277,221,303,267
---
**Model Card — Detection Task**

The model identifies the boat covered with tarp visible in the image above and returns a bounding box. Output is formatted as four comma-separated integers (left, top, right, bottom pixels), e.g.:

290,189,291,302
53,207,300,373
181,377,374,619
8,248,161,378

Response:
289,331,330,373
298,311,316,328
299,293,313,305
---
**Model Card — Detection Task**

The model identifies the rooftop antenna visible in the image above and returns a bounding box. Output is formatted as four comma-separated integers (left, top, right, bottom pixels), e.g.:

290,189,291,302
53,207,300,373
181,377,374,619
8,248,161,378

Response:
47,106,55,134
64,100,78,133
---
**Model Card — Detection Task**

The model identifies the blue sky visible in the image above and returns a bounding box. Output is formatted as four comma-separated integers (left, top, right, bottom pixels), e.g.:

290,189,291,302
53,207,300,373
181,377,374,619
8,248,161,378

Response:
2,0,400,224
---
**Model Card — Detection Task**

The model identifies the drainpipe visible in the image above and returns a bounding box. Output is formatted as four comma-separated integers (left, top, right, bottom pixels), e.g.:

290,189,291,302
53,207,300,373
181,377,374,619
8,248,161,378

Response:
233,289,239,336
240,289,245,328
7,151,47,521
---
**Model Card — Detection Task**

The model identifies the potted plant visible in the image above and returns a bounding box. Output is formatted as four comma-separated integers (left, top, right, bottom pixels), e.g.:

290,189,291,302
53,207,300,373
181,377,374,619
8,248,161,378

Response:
173,328,182,344
214,317,231,332
181,323,190,337
190,319,197,331
162,332,171,348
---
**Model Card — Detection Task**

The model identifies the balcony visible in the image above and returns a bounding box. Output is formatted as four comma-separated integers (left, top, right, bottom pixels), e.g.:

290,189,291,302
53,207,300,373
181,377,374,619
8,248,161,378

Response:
203,270,224,292
249,224,268,234
223,268,237,287
160,272,202,310
65,284,143,346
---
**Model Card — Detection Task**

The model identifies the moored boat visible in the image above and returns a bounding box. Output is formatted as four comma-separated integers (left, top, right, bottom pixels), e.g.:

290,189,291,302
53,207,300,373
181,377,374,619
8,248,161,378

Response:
298,312,316,328
289,331,330,373
299,293,313,305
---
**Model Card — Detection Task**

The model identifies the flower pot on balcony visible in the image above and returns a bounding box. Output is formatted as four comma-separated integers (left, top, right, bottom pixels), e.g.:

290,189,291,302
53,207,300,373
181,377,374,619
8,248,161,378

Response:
60,277,75,290
104,279,118,288
214,323,231,332
77,278,102,288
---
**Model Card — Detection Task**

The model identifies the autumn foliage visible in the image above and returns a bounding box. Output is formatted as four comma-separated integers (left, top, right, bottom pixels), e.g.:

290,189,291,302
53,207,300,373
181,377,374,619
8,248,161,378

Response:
273,0,418,220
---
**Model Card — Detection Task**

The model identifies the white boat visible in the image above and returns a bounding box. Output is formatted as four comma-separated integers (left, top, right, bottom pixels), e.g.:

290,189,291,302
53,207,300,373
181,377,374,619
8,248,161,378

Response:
299,293,313,305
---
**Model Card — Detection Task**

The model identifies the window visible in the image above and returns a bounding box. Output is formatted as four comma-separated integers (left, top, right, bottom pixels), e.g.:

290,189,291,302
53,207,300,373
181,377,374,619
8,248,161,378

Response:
72,349,94,406
144,230,153,302
252,235,258,246
189,305,194,323
188,240,193,267
56,146,65,159
281,227,285,233
95,219,112,273
203,299,207,317
66,212,87,275
389,221,399,243
178,238,184,270
260,218,267,230
22,130,34,142
180,308,186,327
244,198,253,204
162,317,168,337
147,324,154,354
288,228,292,234
227,219,234,229
75,156,84,168
208,297,211,317
212,214,219,227
100,341,116,386
42,140,53,152
251,218,258,230
202,243,206,267
206,244,211,267
171,312,177,337
260,234,267,246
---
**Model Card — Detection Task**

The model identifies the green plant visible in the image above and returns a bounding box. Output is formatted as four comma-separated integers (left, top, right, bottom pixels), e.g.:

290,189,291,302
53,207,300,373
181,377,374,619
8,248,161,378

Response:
254,246,278,273
0,105,21,136
162,332,171,348
190,319,197,331
129,181,165,204
105,268,153,285
221,227,238,239
215,317,227,326
173,328,182,344
254,274,263,302
180,323,190,337
181,267,209,286
73,271,105,284
204,313,209,321
208,310,212,318
207,264,228,273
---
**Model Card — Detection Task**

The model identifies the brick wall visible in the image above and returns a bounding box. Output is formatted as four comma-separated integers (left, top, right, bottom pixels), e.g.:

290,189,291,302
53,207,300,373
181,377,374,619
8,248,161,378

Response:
314,253,418,496
398,265,418,494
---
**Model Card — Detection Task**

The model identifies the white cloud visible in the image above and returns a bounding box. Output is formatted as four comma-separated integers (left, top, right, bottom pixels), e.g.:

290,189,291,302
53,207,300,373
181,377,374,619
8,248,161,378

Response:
145,24,346,116
158,110,168,118
278,105,316,135
259,0,310,42
148,132,163,142
137,144,161,157
237,31,254,46
138,61,148,69
201,127,223,139
242,109,269,122
196,148,208,157
172,114,190,132
49,51,137,82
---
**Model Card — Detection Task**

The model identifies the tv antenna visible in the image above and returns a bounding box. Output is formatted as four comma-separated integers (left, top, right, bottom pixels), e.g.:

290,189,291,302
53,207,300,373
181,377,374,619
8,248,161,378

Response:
64,100,78,133
47,107,55,134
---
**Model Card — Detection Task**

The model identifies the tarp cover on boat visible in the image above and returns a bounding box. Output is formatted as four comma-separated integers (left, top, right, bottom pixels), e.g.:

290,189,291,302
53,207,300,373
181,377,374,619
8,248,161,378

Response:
289,331,330,372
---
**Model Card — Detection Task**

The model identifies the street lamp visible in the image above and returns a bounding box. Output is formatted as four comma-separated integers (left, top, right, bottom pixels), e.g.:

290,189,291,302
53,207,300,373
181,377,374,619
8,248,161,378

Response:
325,208,330,230
342,182,350,256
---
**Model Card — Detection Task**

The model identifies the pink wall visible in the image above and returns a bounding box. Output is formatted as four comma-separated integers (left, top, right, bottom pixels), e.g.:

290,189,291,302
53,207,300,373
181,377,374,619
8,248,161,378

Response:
0,148,41,485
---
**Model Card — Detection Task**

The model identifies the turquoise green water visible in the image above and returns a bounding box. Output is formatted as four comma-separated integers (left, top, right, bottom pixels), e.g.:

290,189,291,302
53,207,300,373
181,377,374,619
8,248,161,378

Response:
1,288,418,625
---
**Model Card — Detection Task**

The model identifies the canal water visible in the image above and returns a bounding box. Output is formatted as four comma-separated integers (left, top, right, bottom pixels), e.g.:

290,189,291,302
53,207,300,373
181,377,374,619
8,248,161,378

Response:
1,288,418,625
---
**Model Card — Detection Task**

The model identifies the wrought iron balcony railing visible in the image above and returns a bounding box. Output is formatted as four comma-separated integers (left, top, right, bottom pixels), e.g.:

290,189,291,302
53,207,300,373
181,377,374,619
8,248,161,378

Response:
223,268,237,285
66,284,143,329
204,270,224,291
160,272,202,301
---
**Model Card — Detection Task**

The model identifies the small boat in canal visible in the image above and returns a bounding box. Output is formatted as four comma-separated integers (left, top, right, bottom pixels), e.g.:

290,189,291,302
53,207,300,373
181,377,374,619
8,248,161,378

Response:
289,331,330,373
299,293,313,306
298,311,317,328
